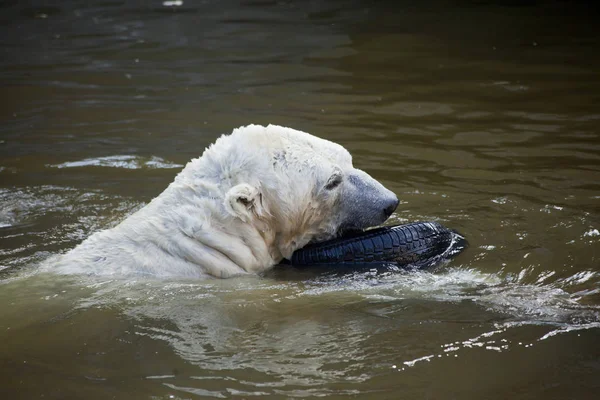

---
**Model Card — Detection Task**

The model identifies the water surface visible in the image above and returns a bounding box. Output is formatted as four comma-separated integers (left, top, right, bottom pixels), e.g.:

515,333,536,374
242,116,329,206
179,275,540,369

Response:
1,0,599,398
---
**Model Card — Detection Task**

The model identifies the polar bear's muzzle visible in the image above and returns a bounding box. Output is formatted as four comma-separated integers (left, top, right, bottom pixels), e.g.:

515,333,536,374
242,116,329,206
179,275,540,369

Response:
336,169,399,235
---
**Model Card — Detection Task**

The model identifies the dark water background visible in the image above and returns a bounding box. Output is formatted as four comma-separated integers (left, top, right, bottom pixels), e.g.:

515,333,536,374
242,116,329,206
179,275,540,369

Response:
1,0,599,398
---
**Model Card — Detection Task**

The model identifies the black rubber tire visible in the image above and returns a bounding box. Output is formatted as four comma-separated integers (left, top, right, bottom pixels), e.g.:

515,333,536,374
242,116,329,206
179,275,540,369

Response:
290,221,462,268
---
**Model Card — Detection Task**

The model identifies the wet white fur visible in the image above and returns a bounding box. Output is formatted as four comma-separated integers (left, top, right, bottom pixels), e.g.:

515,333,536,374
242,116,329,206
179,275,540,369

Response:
48,125,374,278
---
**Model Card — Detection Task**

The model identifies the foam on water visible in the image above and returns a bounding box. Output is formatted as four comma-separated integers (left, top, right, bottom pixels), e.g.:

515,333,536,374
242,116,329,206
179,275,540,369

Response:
48,155,183,169
73,262,600,332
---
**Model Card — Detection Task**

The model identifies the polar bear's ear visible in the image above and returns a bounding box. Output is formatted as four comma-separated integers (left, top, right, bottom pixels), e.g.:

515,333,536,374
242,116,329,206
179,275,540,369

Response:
224,184,268,223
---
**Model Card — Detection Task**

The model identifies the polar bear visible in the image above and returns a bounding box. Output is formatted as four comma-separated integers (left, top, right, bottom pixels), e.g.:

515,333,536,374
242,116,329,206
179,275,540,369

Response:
49,125,399,278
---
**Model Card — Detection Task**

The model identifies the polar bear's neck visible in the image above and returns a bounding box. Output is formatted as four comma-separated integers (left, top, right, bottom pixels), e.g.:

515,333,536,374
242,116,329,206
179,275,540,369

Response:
124,181,278,277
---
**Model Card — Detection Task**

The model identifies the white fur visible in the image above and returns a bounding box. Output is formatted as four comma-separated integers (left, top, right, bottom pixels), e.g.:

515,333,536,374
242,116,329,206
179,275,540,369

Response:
47,124,397,279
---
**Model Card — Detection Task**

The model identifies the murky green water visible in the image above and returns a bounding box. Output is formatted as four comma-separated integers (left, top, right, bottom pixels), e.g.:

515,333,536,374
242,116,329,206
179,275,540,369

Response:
1,0,599,398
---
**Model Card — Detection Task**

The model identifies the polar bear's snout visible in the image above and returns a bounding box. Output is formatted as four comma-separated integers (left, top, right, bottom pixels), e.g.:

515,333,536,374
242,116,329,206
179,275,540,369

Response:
337,169,399,234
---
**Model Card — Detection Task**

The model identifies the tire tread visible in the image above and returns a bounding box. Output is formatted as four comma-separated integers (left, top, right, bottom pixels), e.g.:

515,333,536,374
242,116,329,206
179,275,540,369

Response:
291,221,455,267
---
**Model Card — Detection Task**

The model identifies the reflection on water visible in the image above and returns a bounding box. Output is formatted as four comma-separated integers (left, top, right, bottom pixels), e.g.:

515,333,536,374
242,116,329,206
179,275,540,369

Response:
1,0,599,398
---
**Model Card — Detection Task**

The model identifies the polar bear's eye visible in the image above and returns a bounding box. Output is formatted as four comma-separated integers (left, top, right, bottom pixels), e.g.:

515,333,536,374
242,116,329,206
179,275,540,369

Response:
325,173,343,190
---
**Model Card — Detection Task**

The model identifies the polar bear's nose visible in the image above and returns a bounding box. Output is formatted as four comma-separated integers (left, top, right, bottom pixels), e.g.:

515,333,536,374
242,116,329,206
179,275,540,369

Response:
383,197,399,219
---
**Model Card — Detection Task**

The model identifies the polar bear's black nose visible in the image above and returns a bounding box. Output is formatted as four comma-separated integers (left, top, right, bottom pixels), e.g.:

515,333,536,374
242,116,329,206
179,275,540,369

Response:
383,197,399,219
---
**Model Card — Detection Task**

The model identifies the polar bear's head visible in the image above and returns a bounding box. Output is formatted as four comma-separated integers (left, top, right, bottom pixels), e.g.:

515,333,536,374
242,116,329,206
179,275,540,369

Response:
175,124,398,271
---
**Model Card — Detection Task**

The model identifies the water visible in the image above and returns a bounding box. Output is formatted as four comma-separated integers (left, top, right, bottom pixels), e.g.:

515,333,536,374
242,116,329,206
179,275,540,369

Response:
1,0,599,398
